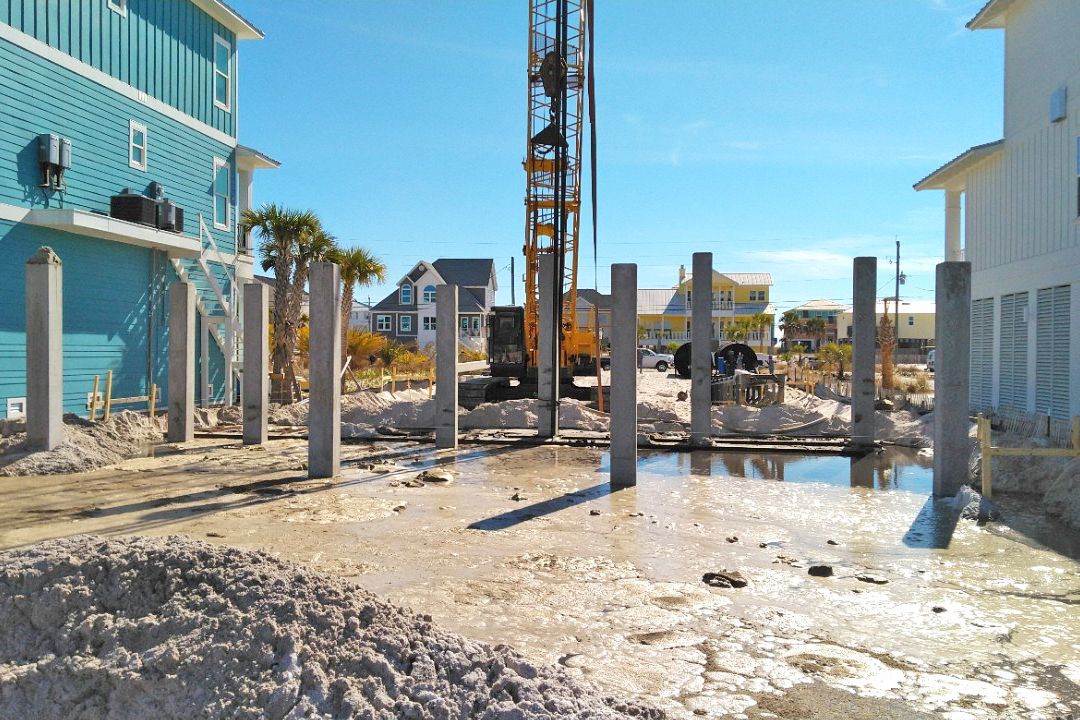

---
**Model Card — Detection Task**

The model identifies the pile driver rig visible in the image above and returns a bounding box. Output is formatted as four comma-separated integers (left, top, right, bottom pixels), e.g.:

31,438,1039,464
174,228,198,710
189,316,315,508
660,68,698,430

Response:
484,0,598,395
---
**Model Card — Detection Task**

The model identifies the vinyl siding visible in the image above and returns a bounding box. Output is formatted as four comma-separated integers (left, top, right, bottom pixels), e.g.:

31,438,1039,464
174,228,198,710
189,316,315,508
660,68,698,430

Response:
0,0,236,136
0,33,237,254
0,219,171,416
1035,285,1071,419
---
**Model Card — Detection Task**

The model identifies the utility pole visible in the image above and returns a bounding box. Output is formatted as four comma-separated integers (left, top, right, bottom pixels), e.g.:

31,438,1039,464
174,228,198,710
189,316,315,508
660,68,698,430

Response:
894,239,900,345
511,256,516,306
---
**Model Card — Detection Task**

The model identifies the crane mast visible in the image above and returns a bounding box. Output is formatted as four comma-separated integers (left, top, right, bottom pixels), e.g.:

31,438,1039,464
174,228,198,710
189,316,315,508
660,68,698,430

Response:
523,0,585,369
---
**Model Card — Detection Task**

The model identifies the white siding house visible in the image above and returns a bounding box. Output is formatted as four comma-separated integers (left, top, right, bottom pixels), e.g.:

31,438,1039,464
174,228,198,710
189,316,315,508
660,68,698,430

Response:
915,0,1079,419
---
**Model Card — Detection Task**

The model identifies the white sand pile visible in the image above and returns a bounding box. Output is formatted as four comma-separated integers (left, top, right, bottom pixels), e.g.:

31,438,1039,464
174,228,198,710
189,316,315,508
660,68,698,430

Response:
0,411,163,477
269,390,435,430
461,399,608,431
193,405,243,429
0,536,660,720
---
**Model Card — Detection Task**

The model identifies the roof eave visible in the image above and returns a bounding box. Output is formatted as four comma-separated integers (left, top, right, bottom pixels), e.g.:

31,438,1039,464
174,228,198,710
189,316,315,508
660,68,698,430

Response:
913,140,1004,191
236,145,280,171
966,0,1011,30
195,0,264,40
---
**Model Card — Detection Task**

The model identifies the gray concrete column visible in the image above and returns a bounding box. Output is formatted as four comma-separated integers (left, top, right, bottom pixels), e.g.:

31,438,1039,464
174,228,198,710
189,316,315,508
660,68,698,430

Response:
537,253,559,438
851,257,877,449
691,252,713,446
933,261,971,497
25,247,63,450
243,282,268,445
309,262,341,478
436,284,459,449
610,263,638,486
167,282,195,443
945,190,962,262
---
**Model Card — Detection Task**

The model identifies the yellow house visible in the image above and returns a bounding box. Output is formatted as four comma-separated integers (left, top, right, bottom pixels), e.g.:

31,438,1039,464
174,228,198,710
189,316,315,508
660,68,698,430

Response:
637,268,775,354
835,299,936,354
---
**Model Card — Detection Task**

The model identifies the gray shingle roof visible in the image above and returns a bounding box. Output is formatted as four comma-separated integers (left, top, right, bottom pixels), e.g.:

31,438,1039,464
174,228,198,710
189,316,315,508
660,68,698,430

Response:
432,259,495,288
575,289,611,309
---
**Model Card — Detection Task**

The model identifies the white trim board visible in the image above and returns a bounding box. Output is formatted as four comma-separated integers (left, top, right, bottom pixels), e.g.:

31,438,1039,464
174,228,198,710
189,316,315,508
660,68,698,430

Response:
0,24,236,148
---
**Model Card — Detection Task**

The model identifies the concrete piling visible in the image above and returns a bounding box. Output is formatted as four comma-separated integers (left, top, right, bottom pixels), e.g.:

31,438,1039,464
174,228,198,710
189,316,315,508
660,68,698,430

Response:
537,253,559,438
691,252,713,446
243,282,268,445
436,284,459,449
167,282,195,444
851,257,877,449
308,262,341,478
933,261,972,497
610,263,638,486
25,247,63,451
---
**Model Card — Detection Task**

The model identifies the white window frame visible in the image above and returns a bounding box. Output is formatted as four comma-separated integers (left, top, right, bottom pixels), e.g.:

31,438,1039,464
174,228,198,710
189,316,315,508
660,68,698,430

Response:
212,157,231,231
423,316,436,331
399,315,413,333
376,315,392,332
399,284,413,305
107,0,127,17
422,284,437,303
213,34,232,113
128,120,147,171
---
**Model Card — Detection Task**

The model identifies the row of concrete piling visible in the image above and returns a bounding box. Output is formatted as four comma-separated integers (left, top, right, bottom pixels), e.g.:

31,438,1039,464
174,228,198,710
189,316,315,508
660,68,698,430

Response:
22,249,971,497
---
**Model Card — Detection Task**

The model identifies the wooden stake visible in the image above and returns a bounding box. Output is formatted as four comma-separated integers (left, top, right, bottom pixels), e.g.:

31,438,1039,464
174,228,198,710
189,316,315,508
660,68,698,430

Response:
148,383,157,419
89,374,100,422
103,370,113,421
978,414,992,499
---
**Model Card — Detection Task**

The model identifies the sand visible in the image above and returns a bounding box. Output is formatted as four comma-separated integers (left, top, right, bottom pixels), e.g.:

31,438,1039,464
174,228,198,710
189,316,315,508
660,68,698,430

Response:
0,412,164,477
0,535,661,720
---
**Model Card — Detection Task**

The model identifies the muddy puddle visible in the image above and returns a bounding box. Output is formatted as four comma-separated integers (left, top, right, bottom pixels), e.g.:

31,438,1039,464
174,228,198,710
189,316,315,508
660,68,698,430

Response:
0,440,1078,718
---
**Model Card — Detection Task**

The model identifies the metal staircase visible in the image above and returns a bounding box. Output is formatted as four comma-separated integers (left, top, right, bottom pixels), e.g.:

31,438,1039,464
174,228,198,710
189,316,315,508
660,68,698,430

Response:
170,215,241,406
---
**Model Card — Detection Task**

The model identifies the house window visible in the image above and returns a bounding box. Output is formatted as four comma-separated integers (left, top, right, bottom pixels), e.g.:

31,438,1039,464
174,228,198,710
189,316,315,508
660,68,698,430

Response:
907,316,914,326
423,316,436,331
213,35,231,112
376,315,392,332
212,157,230,230
471,316,481,332
128,120,147,171
400,284,413,304
422,285,436,303
461,317,469,332
107,0,127,16
399,315,413,333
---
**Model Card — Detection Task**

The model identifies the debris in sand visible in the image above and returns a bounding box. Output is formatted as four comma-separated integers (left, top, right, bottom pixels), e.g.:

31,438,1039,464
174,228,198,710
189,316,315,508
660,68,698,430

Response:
0,536,659,719
0,411,163,476
703,570,748,589
856,574,889,585
808,565,834,578
950,486,999,523
510,491,527,501
417,469,453,484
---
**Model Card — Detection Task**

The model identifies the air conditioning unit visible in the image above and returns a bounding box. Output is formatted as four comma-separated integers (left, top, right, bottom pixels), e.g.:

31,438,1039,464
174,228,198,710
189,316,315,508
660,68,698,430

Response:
156,199,184,233
110,189,158,227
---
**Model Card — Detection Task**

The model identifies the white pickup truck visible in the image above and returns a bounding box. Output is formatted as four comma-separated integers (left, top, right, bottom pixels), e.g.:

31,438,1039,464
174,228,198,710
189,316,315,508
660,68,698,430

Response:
638,348,674,373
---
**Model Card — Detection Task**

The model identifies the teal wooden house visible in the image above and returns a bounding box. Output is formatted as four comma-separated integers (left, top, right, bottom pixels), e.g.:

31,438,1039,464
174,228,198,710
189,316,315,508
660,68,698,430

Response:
0,0,278,419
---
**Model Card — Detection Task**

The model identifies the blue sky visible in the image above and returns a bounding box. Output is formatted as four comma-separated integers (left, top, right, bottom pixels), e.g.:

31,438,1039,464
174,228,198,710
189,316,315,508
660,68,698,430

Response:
230,0,1003,313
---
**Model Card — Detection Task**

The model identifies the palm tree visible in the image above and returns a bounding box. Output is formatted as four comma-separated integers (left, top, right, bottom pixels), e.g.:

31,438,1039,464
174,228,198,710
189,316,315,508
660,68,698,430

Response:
779,309,803,350
750,312,773,350
291,226,337,337
806,316,827,351
244,204,320,402
330,246,387,386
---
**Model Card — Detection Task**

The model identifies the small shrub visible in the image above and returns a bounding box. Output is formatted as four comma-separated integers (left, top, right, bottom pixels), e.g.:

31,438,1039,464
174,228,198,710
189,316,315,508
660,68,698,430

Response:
459,347,487,362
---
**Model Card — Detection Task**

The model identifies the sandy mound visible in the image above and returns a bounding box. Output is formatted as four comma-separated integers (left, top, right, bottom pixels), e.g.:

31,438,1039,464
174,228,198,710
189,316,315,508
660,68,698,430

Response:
269,390,435,430
461,399,608,431
0,536,660,720
0,411,163,476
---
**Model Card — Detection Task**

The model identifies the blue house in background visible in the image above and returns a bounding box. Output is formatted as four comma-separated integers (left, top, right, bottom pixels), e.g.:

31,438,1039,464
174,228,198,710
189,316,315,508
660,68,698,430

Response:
0,0,278,419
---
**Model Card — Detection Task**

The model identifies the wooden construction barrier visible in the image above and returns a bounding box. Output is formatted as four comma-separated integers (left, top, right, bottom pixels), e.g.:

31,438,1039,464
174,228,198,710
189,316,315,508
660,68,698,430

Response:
976,413,1080,499
89,374,100,421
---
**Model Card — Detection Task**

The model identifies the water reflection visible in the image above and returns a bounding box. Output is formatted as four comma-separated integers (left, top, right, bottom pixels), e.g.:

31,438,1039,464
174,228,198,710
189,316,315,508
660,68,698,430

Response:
644,448,934,494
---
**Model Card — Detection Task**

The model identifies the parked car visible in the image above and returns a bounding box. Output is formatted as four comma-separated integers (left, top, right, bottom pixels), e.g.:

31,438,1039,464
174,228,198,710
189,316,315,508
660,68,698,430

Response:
926,349,935,372
638,348,673,372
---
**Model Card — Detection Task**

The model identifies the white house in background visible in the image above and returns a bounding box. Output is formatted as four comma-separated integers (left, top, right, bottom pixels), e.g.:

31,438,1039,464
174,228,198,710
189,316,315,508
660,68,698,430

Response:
349,302,371,331
370,259,497,350
915,0,1078,419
